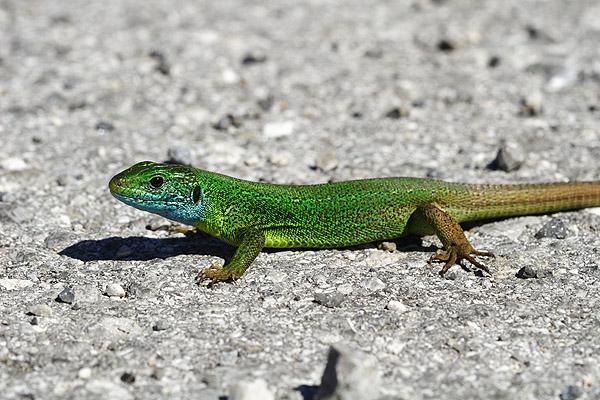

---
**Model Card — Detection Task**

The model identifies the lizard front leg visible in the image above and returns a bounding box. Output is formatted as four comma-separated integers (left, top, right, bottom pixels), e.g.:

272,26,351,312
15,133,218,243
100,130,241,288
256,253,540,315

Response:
420,203,495,276
196,228,265,284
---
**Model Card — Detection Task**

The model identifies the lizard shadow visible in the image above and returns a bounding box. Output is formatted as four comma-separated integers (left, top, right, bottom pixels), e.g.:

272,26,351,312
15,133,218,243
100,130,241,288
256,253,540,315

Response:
59,232,235,262
60,231,438,263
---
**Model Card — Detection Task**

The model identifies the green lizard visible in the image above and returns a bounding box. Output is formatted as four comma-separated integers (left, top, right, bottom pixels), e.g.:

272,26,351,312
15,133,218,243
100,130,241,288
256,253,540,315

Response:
109,161,600,283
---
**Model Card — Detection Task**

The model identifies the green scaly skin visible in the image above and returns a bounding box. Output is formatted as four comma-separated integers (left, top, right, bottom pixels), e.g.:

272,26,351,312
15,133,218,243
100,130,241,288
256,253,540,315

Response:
109,161,600,283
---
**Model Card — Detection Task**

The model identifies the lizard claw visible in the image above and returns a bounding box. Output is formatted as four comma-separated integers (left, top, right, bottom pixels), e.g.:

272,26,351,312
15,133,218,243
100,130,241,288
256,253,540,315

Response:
195,264,241,285
429,245,495,276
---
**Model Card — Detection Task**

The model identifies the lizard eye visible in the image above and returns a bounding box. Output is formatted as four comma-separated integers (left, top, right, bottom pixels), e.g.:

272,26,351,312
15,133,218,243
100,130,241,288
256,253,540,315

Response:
192,186,201,203
149,176,164,189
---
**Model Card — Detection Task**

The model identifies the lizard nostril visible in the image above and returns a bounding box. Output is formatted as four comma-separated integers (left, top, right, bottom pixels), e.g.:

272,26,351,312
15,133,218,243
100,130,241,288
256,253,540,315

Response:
109,176,125,190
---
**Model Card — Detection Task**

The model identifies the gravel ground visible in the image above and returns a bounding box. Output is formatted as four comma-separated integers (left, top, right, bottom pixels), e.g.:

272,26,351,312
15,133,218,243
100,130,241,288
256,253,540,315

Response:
2,1,600,399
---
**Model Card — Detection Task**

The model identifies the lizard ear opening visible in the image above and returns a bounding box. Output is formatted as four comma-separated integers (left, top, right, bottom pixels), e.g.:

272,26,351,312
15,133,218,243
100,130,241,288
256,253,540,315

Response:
192,186,201,203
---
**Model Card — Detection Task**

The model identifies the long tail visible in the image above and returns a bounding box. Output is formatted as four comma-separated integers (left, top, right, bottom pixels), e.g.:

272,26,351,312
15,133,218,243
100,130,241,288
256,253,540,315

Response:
448,182,600,222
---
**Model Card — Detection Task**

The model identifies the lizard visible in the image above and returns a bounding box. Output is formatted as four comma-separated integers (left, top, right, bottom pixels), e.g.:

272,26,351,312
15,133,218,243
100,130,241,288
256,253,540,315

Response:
108,161,600,283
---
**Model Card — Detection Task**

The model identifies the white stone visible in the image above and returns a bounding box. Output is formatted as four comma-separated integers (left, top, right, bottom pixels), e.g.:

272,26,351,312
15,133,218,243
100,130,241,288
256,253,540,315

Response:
229,379,274,400
222,68,240,84
386,300,408,313
78,367,92,379
0,157,28,171
105,283,126,298
263,121,294,138
0,278,34,290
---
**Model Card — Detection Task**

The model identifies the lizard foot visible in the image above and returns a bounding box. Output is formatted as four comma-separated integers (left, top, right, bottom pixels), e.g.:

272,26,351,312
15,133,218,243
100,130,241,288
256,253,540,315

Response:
195,264,242,284
168,226,198,235
428,245,495,276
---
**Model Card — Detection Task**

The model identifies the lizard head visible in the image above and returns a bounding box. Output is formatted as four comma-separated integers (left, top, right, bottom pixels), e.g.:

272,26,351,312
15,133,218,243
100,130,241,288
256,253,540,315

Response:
109,161,206,225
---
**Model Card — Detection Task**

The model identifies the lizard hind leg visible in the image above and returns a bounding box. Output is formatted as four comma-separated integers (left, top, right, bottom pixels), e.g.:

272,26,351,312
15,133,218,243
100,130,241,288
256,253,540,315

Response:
421,203,495,276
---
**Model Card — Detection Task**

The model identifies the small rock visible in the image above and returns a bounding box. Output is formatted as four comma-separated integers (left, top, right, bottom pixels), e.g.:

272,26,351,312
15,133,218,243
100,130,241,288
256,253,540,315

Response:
241,51,267,65
267,152,290,166
313,151,338,172
213,114,241,131
364,48,383,58
115,245,133,258
149,50,170,75
257,94,274,111
0,157,28,172
78,367,92,379
487,142,525,172
488,55,501,68
560,385,583,400
384,106,410,119
151,367,165,380
437,39,455,52
152,320,169,331
87,317,143,342
30,316,39,325
519,92,543,116
0,278,34,290
105,283,126,298
378,242,397,252
28,304,53,317
120,372,136,384
95,121,114,131
386,300,408,313
362,277,386,291
221,68,240,84
316,343,381,400
229,378,275,400
546,69,578,92
263,121,294,138
166,146,194,166
516,266,537,279
535,219,568,239
56,286,75,304
314,292,346,308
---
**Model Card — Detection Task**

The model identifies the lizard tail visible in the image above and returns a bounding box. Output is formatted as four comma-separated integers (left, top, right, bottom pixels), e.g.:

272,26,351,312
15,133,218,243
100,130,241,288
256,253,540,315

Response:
450,181,600,222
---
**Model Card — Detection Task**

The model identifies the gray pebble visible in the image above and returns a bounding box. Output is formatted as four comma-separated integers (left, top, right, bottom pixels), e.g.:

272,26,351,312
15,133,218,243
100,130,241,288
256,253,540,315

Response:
384,106,410,119
519,92,543,116
241,50,267,65
166,146,194,166
487,142,525,172
516,266,537,279
56,286,75,304
28,304,53,317
314,151,339,172
115,245,133,258
95,121,114,131
213,114,241,131
316,343,380,400
559,385,583,400
30,316,39,325
105,283,126,298
314,292,345,308
535,219,568,239
120,372,136,384
362,277,386,291
152,320,169,331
